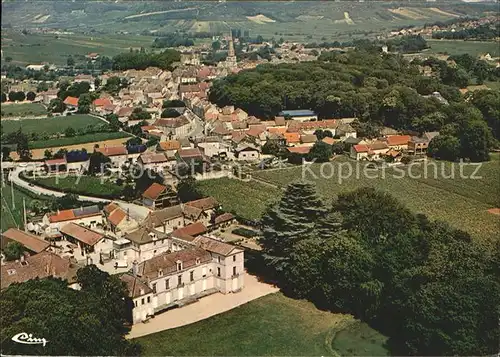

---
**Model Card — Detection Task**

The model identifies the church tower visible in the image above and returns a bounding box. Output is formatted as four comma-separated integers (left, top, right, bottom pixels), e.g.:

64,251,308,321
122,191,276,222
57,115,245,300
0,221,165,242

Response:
225,31,237,68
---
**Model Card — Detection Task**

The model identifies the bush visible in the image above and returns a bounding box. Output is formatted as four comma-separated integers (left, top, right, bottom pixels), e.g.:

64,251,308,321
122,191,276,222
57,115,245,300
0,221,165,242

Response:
232,227,259,238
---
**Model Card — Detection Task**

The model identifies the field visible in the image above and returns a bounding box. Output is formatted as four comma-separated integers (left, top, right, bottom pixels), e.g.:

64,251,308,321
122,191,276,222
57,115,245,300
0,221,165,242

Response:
427,39,500,57
1,103,47,117
25,175,123,198
198,155,500,243
332,322,389,356
136,292,388,356
196,178,281,221
1,115,105,135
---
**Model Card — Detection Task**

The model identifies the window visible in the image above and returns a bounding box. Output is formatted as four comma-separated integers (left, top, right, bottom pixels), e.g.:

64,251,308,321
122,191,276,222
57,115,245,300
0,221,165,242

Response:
158,269,163,277
190,271,194,282
141,298,145,305
217,256,221,263
233,266,237,276
152,283,157,293
217,267,221,277
177,262,182,271
123,251,127,256
147,296,151,303
233,255,236,262
134,301,137,307
178,275,182,286
196,258,200,265
165,279,170,290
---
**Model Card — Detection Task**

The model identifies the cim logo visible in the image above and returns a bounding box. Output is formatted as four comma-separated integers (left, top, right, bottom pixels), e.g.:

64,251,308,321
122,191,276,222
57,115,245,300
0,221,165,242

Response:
11,332,48,347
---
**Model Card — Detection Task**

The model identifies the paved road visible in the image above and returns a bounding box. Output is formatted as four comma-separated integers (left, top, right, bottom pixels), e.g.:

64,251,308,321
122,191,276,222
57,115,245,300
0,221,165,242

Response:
127,273,279,339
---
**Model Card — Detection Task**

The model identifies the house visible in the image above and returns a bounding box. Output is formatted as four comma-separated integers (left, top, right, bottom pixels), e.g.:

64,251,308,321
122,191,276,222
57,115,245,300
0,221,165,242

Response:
45,157,67,173
234,144,260,161
284,132,301,146
63,96,79,109
408,136,429,155
143,205,185,233
183,197,219,227
86,52,99,61
350,142,389,161
95,145,130,167
299,134,317,147
59,223,107,256
142,183,179,210
337,124,357,140
384,148,403,162
287,146,312,155
212,213,236,230
92,98,113,113
197,138,230,159
43,205,103,234
120,273,154,323
386,135,411,150
104,203,138,234
117,107,134,123
1,228,50,256
157,140,181,156
138,152,172,172
153,116,191,139
117,227,170,263
146,92,164,106
278,109,317,122
299,119,338,135
1,251,77,290
176,147,205,167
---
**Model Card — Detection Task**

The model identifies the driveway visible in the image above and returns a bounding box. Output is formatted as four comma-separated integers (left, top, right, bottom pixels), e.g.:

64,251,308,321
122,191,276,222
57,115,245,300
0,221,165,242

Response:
127,273,279,339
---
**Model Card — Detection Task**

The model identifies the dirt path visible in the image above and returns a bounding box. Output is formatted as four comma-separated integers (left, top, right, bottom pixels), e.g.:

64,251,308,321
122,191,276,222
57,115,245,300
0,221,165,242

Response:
124,7,196,20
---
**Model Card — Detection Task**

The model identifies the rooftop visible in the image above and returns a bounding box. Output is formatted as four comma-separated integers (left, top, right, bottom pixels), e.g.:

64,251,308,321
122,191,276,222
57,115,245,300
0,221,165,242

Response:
59,223,104,247
278,109,316,117
2,228,50,253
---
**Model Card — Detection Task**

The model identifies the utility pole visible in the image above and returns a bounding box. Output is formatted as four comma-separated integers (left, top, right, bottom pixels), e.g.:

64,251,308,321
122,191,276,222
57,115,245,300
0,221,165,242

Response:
23,198,27,231
11,180,15,209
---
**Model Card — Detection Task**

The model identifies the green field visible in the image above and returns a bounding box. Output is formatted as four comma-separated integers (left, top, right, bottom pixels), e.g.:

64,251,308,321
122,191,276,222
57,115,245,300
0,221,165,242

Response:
427,39,500,57
332,321,389,356
198,155,500,243
1,103,47,117
24,175,123,198
1,115,105,135
196,178,281,221
136,292,388,356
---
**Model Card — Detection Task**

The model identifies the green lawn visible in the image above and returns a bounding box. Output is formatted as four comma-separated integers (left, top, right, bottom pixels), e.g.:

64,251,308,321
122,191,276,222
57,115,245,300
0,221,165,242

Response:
29,131,131,149
136,292,388,356
1,115,105,135
25,175,123,198
427,39,500,57
196,178,281,221
199,155,499,243
1,103,47,117
332,321,389,356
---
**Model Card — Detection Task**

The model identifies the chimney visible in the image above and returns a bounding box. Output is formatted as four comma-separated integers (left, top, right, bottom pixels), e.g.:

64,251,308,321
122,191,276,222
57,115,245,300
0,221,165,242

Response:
20,255,25,263
132,260,138,276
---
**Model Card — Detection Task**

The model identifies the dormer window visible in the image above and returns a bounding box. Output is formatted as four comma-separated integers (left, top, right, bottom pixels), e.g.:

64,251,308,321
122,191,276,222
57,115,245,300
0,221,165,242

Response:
196,258,200,265
158,269,163,277
177,260,183,271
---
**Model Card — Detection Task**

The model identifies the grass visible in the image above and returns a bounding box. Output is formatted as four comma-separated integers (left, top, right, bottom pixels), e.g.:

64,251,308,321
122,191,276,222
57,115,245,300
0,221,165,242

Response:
1,103,47,117
427,39,500,57
136,292,388,356
25,175,123,198
332,321,389,356
199,155,500,243
196,178,281,221
30,132,131,149
1,115,105,136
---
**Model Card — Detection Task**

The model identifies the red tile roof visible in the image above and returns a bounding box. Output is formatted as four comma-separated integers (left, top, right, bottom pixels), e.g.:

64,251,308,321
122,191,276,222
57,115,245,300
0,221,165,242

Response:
288,146,311,154
63,96,79,107
142,183,167,200
214,213,235,225
353,144,370,153
96,146,127,156
48,209,76,223
45,158,67,166
159,140,181,151
92,98,112,107
108,208,127,226
322,137,335,145
59,223,104,247
386,135,411,146
284,132,300,144
185,197,219,211
172,222,207,241
2,228,50,253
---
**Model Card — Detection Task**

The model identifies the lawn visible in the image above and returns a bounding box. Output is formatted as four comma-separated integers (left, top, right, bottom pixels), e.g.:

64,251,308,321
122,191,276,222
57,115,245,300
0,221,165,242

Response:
199,155,499,243
427,39,500,57
25,175,124,199
196,178,281,221
1,115,105,136
332,321,389,356
28,131,131,149
136,292,388,356
1,103,47,117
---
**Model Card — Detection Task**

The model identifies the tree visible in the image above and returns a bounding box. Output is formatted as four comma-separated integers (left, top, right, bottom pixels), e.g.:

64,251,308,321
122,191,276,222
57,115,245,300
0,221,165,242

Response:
64,127,76,137
162,99,185,108
427,135,460,161
8,91,16,102
0,267,139,356
161,108,180,118
459,120,492,162
133,167,164,195
2,146,11,161
14,129,31,161
331,142,345,154
48,98,66,113
36,82,49,93
106,114,121,131
88,151,111,175
66,56,75,67
44,149,53,160
3,241,24,261
212,41,221,51
26,91,36,101
78,93,91,114
176,176,203,203
412,112,446,133
261,140,285,156
1,92,7,102
260,182,327,278
307,141,332,162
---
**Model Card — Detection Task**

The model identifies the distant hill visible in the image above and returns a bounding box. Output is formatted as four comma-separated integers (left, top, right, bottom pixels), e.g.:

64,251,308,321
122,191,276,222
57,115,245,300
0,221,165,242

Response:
1,1,496,41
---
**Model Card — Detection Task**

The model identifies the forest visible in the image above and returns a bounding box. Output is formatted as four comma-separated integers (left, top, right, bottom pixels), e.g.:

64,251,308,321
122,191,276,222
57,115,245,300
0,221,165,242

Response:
432,22,500,40
259,183,499,356
209,49,499,161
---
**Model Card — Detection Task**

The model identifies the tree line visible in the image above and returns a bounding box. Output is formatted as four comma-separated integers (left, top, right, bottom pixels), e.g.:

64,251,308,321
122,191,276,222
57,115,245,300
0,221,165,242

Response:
259,183,499,356
432,22,500,40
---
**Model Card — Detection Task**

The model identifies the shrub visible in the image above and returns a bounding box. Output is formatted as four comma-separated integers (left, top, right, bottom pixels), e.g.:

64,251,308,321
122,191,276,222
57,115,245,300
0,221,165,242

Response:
232,227,259,238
